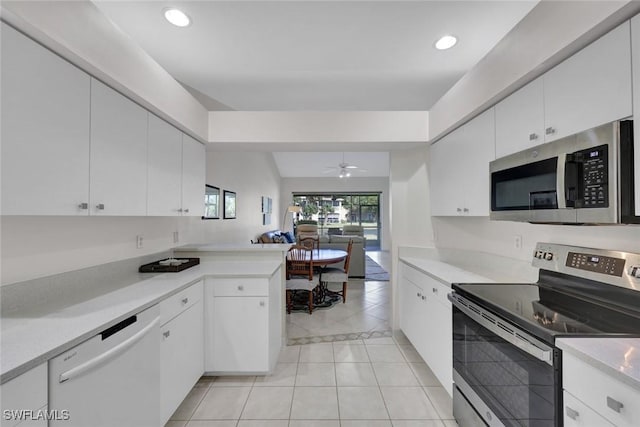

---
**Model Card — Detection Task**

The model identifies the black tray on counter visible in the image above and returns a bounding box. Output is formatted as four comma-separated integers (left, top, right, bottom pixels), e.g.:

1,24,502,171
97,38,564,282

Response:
139,257,200,273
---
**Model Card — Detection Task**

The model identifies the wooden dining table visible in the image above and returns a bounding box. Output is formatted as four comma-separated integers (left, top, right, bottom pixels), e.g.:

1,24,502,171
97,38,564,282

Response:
301,248,347,304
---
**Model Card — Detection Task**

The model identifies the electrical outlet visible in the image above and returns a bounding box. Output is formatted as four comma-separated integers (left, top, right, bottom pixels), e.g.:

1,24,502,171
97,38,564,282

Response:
514,235,522,249
173,231,179,244
136,235,144,249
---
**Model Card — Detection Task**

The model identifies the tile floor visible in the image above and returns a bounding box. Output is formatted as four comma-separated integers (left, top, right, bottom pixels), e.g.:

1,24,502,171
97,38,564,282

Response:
286,251,393,342
166,335,457,427
165,251,458,426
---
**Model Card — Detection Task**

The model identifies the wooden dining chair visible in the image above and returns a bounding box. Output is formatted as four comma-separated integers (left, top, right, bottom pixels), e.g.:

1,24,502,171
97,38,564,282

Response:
320,239,353,303
286,245,319,314
299,236,320,250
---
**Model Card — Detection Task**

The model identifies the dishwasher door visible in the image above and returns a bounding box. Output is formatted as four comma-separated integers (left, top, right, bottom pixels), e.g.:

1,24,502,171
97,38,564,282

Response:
49,305,161,427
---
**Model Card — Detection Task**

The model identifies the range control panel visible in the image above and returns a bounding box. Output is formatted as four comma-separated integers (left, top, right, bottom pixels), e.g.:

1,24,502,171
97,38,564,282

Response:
532,243,640,290
565,252,625,277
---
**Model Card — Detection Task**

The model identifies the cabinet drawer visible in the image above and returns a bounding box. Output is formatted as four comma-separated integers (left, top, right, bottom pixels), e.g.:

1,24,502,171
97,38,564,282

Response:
564,352,640,427
563,391,614,427
211,278,268,297
400,264,429,289
159,280,203,325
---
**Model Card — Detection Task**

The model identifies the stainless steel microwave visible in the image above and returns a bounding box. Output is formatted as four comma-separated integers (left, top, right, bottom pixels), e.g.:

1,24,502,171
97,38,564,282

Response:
490,120,638,224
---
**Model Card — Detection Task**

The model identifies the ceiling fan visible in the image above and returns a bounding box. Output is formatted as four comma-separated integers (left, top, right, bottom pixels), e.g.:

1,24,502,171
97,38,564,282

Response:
322,153,367,178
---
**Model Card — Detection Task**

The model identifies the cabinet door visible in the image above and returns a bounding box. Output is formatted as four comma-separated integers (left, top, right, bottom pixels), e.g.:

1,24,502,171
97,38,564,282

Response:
424,288,452,395
211,296,269,372
461,108,495,216
160,301,204,425
181,134,206,216
544,21,632,142
495,78,544,158
147,114,182,216
90,79,148,216
0,363,47,427
631,15,640,216
399,273,422,346
429,127,465,216
1,22,90,215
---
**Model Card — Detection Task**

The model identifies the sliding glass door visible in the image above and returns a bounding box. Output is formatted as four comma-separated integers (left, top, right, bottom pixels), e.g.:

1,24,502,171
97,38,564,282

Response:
292,193,381,249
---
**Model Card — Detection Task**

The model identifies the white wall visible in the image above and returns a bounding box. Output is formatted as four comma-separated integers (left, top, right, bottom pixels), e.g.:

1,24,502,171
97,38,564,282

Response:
280,177,390,251
183,151,283,245
432,217,640,261
209,111,429,144
388,146,435,329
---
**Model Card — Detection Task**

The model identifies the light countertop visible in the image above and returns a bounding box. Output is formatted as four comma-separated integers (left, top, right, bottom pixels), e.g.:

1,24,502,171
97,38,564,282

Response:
399,256,496,286
175,243,291,252
1,260,281,384
557,337,640,390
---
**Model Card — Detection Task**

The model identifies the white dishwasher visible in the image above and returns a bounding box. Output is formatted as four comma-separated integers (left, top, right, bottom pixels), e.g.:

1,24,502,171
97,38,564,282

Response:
49,305,161,427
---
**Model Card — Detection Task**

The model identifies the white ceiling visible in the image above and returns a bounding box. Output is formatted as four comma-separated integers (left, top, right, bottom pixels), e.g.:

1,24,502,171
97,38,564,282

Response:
93,0,538,177
273,152,389,178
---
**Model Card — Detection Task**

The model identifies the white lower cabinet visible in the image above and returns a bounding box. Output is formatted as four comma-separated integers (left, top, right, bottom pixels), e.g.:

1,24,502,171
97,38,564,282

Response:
205,271,282,374
159,281,204,425
563,351,640,427
399,262,452,396
0,364,47,427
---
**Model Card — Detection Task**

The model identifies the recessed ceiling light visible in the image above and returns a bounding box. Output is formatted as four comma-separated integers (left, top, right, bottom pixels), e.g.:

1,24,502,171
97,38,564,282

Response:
164,8,191,27
435,35,457,50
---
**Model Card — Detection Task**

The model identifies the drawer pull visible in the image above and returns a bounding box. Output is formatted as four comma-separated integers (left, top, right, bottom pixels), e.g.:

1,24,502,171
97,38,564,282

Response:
606,396,624,413
259,301,265,307
565,406,579,420
181,298,189,305
421,295,426,301
238,285,244,291
163,330,170,339
417,292,421,297
432,287,438,294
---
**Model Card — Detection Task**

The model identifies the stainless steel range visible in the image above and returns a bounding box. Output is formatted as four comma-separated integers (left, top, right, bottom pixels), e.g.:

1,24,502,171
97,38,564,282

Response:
449,243,640,427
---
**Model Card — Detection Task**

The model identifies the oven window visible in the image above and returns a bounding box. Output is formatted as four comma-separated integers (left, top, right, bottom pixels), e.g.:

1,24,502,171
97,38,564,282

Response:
492,157,558,211
453,307,559,426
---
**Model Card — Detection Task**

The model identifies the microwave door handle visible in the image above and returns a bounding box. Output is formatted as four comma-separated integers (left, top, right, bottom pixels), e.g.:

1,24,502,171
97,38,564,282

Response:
557,153,567,209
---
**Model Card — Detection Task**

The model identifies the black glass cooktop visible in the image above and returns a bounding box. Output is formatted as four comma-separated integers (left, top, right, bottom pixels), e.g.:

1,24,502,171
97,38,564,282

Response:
452,274,640,344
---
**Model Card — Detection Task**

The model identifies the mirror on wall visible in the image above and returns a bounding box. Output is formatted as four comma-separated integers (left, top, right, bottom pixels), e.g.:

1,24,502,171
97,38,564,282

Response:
203,185,220,219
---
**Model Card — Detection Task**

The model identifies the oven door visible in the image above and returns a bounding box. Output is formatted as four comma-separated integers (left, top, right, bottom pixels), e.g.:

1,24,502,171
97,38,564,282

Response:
450,293,561,427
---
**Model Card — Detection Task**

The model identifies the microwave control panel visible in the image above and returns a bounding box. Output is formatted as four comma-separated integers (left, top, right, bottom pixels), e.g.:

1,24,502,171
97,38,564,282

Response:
575,145,608,208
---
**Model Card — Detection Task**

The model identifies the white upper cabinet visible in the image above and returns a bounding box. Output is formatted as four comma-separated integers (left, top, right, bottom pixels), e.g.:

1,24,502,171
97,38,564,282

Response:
430,108,495,216
1,23,91,215
495,77,544,158
544,21,632,142
90,79,148,216
181,135,206,217
147,114,182,216
631,15,640,216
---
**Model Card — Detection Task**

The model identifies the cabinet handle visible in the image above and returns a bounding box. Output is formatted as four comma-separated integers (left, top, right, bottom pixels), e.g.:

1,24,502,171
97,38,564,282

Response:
181,298,188,305
184,208,190,213
432,288,438,294
545,127,555,135
529,133,538,141
565,406,579,420
463,208,469,213
177,208,183,213
456,208,462,213
96,203,105,210
78,203,88,210
259,300,265,307
163,330,170,339
421,295,426,301
417,292,421,297
606,396,624,413
238,285,244,291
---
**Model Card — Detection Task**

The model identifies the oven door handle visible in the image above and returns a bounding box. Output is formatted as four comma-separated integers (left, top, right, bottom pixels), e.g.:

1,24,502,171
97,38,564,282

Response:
449,293,553,366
